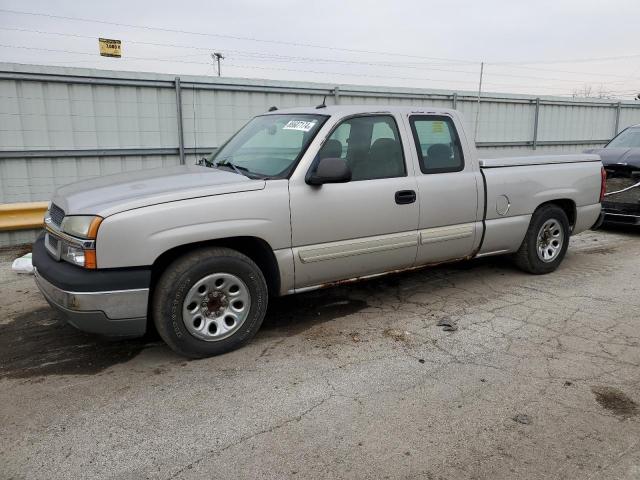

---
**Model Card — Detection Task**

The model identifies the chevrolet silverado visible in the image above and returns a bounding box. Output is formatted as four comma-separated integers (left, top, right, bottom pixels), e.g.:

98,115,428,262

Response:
33,106,605,357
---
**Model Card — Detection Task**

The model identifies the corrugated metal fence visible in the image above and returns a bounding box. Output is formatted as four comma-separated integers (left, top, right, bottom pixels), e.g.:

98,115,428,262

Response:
2,62,640,246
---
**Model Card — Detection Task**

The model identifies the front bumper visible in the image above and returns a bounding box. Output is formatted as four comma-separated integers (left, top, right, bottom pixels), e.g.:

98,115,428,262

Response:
32,235,151,337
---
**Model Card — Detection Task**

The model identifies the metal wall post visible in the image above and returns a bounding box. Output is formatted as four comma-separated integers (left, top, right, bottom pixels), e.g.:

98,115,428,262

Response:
614,101,621,135
333,86,340,105
452,92,458,110
174,76,186,165
532,97,540,150
473,62,484,142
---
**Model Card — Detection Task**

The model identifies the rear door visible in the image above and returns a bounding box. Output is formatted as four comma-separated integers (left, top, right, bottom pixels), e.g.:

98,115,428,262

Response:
407,114,482,264
289,113,419,289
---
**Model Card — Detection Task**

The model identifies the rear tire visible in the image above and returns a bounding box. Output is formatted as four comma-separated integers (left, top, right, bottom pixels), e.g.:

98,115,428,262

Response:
514,204,570,274
153,247,268,358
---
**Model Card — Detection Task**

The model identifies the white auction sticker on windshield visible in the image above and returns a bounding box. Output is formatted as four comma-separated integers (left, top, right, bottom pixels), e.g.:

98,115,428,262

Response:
283,120,317,132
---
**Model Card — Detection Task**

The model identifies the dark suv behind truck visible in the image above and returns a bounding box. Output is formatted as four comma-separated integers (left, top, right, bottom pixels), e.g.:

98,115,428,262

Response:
587,125,640,226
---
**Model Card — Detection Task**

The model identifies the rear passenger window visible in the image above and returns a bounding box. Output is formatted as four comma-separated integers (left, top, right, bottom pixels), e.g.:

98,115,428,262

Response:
317,115,406,181
410,116,464,174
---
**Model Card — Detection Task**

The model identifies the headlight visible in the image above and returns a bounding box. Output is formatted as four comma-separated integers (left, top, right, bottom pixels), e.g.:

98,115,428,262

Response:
53,215,103,269
61,216,103,239
60,242,89,267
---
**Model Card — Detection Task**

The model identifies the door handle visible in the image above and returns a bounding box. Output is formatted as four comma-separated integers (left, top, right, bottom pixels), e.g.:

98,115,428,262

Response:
395,190,416,205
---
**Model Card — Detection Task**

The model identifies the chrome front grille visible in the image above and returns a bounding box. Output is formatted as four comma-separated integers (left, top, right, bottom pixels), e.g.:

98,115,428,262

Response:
49,203,65,226
45,232,62,261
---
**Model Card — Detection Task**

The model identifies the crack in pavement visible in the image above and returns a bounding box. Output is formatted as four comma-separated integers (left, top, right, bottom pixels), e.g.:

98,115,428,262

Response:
167,396,332,479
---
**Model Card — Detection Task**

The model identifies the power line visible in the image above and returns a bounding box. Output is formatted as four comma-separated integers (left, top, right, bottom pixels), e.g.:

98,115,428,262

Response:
3,42,634,97
3,8,640,68
0,42,482,85
495,53,640,66
0,8,477,64
222,61,603,92
0,43,222,66
0,26,478,70
0,43,574,92
487,63,639,81
2,8,638,99
2,26,638,88
226,54,638,86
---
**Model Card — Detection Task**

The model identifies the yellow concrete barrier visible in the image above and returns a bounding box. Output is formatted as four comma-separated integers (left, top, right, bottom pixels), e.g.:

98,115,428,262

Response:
0,202,48,231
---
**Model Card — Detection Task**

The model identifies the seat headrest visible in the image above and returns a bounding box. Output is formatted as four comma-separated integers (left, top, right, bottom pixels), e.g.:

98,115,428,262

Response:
319,139,343,159
370,138,400,158
427,143,452,161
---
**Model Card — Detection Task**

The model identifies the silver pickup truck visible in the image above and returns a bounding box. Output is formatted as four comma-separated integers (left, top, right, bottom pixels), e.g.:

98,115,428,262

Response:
33,106,605,358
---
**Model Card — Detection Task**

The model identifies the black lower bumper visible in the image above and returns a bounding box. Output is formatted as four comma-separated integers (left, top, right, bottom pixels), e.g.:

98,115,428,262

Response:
601,200,640,227
32,234,152,337
32,234,151,291
602,212,640,226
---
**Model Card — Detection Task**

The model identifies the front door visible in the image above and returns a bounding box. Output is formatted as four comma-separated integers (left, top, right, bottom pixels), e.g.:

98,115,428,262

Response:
289,114,419,290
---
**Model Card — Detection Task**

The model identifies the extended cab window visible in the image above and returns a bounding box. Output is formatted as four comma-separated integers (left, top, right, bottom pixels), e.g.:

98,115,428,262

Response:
410,116,464,174
317,115,405,181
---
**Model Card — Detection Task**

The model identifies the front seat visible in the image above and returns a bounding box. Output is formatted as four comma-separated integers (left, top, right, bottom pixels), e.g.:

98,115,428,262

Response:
318,139,342,160
357,138,404,180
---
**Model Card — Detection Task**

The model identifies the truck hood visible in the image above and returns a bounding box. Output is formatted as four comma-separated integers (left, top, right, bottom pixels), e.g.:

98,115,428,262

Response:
51,164,266,217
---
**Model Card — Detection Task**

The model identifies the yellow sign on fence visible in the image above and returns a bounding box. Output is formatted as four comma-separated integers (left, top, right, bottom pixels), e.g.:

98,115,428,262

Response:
99,38,122,58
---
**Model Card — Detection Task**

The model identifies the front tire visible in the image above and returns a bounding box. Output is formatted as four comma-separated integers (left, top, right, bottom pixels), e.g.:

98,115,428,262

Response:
153,247,268,358
514,204,570,274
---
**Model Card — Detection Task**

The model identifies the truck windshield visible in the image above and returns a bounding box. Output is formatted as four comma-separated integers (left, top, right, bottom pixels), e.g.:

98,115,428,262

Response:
607,127,640,148
206,114,327,178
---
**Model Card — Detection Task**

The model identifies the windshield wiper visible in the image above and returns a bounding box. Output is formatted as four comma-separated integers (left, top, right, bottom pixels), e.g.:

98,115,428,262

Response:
201,155,267,179
216,160,269,179
196,155,233,169
196,157,214,168
216,160,250,177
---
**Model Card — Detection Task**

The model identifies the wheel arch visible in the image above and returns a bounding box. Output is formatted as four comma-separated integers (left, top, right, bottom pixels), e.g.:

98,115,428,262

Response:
150,236,281,298
535,198,576,228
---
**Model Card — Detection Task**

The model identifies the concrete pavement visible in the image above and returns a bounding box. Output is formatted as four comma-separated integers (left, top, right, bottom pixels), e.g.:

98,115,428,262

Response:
1,228,639,479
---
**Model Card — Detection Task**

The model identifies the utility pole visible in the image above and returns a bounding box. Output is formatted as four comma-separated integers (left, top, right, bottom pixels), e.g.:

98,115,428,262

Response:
474,61,484,142
211,52,224,77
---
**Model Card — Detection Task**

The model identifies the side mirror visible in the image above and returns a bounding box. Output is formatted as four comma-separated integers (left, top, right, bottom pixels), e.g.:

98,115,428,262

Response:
306,157,352,185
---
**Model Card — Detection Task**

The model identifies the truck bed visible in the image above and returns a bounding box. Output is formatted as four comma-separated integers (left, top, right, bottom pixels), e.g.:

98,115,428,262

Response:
477,155,603,257
479,154,601,168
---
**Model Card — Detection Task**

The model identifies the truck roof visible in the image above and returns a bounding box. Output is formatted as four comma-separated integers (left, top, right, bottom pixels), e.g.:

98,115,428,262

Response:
262,105,457,116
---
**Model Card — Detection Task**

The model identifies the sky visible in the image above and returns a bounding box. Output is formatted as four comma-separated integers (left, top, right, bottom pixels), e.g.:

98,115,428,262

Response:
0,0,639,99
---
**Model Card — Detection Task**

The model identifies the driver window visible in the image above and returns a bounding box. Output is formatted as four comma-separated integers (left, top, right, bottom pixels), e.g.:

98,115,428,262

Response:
317,123,350,161
317,115,406,181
